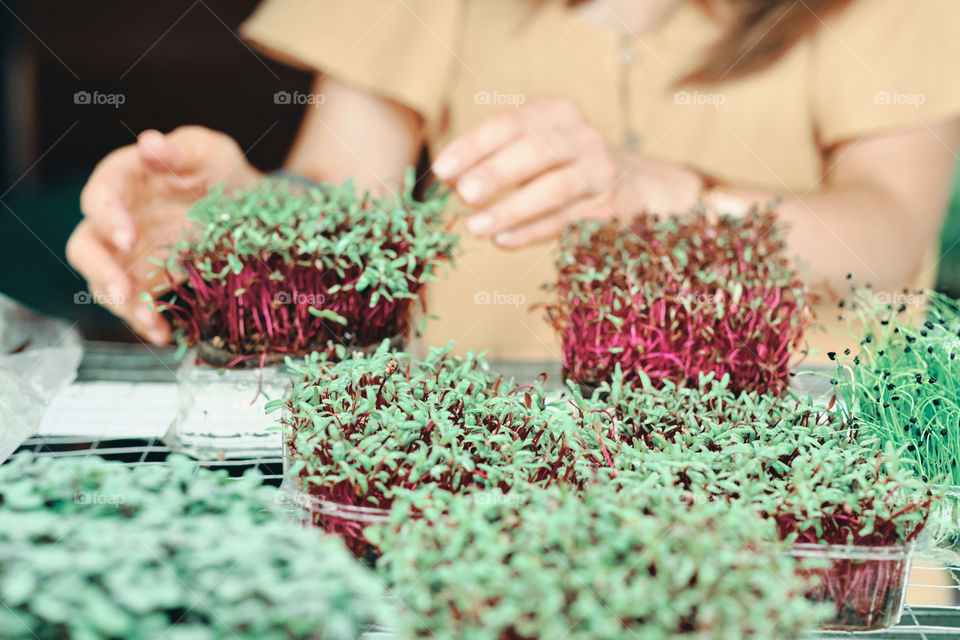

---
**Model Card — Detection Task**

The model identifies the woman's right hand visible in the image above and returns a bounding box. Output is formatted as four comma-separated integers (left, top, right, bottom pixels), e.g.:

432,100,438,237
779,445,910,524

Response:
66,126,261,344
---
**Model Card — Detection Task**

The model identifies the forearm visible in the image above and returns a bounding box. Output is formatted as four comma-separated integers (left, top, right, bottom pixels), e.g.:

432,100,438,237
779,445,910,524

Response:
284,75,424,194
707,184,938,295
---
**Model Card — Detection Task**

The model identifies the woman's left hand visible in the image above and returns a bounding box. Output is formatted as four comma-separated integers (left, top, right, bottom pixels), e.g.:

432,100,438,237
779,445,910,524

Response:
432,98,704,247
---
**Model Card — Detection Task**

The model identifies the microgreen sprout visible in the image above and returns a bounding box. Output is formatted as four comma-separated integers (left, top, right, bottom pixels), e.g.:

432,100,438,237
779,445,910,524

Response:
544,209,809,394
375,482,823,639
0,453,392,639
271,342,605,555
832,288,960,486
154,170,457,367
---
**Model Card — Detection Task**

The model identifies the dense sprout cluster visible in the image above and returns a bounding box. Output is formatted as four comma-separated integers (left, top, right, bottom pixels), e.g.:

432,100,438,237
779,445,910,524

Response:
375,482,824,640
156,171,457,367
584,371,930,629
273,343,604,554
544,209,809,394
596,371,931,546
0,453,391,640
832,289,960,486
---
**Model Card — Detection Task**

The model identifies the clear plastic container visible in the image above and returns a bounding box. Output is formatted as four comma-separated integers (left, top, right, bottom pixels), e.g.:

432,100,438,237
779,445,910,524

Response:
165,350,291,460
281,480,392,559
917,485,960,564
789,541,915,631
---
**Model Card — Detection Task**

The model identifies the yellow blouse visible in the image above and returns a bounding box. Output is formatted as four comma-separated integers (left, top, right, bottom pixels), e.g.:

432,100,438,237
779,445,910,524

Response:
242,0,960,361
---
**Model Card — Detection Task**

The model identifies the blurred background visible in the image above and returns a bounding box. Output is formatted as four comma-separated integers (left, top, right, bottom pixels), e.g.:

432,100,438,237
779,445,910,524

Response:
1,0,959,341
0,0,312,340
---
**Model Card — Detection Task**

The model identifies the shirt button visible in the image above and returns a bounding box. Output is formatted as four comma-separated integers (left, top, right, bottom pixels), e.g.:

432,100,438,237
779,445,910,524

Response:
622,130,642,151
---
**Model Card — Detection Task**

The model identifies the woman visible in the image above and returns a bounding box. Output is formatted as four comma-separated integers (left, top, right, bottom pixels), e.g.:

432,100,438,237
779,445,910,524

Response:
66,0,960,360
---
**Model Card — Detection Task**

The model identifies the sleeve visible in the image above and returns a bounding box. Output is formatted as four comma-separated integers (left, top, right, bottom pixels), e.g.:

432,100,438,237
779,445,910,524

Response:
240,0,462,130
812,0,960,145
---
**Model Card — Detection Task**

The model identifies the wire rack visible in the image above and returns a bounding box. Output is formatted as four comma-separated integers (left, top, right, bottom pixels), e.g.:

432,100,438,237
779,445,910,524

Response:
6,342,960,638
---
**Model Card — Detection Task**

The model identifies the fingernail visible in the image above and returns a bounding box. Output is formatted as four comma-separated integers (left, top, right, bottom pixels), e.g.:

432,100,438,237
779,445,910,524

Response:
135,305,154,328
458,177,485,204
147,328,167,345
432,154,459,179
495,232,518,247
112,228,133,252
466,214,493,236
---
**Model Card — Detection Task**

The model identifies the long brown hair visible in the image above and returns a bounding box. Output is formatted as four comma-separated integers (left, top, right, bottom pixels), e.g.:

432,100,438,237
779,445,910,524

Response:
558,0,856,84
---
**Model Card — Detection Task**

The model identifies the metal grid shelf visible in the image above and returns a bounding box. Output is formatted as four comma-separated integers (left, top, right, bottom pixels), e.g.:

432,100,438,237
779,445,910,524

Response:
15,435,284,485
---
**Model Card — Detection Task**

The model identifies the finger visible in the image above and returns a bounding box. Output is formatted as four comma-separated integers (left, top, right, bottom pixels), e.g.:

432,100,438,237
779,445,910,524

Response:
453,127,599,206
467,156,610,236
66,223,170,344
80,150,138,252
493,196,611,248
129,298,171,346
432,98,583,181
66,221,132,304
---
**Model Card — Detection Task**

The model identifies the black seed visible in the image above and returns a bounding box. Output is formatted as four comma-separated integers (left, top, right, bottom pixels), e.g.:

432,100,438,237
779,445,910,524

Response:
929,377,937,384
883,403,890,409
915,373,923,383
827,352,837,361
878,350,885,356
928,347,935,354
905,347,912,353
846,273,853,279
910,417,917,424
887,383,896,390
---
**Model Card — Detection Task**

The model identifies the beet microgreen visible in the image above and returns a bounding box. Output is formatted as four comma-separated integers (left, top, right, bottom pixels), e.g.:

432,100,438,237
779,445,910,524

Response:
271,342,604,555
154,170,457,367
581,369,931,629
544,209,809,394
